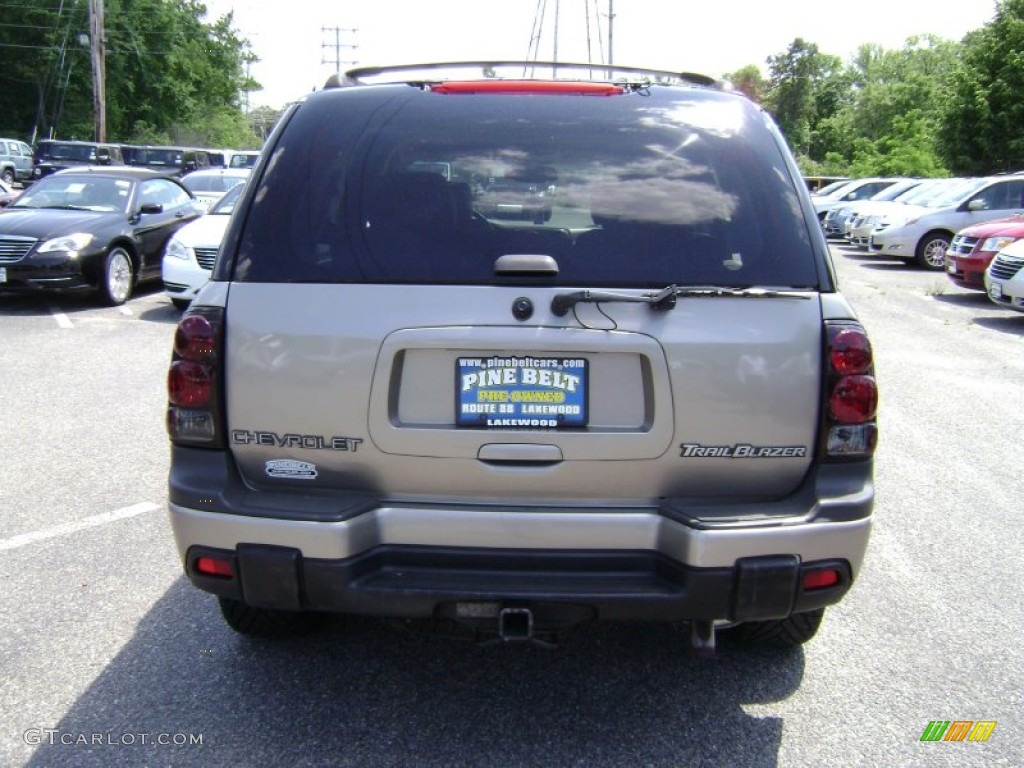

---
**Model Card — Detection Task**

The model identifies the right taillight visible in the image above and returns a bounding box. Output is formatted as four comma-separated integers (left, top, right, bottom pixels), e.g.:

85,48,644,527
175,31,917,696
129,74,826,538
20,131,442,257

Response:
167,307,225,447
823,321,878,459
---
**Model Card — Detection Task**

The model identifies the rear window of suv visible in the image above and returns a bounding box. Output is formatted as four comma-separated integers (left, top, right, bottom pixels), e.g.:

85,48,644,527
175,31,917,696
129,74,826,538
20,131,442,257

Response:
231,84,819,288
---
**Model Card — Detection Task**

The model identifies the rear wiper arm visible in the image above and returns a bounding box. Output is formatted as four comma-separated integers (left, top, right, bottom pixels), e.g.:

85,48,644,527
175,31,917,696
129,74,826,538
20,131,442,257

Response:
551,285,810,316
551,288,665,316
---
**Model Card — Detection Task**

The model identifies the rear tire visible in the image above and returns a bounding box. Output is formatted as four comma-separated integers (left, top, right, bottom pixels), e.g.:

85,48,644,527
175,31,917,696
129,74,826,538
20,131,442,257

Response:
915,231,951,270
218,597,323,638
1,168,14,186
735,608,825,647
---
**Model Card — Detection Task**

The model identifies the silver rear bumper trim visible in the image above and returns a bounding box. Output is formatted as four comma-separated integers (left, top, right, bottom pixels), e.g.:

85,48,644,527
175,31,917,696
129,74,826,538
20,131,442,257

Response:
169,502,872,576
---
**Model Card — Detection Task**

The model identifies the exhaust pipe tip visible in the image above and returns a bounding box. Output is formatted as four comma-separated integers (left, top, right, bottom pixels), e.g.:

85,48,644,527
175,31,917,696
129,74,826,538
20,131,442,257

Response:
689,620,716,659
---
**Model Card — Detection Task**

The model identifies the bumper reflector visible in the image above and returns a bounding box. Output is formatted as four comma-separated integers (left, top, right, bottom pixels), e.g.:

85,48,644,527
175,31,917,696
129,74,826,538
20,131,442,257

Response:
196,556,233,578
803,569,840,591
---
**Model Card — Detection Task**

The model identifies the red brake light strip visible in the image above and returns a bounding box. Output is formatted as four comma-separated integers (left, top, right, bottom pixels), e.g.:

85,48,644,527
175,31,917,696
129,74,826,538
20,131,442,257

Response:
430,81,625,96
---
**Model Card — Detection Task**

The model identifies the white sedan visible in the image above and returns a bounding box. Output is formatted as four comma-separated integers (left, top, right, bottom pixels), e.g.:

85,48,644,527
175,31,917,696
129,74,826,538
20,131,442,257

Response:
985,237,1024,313
162,182,244,309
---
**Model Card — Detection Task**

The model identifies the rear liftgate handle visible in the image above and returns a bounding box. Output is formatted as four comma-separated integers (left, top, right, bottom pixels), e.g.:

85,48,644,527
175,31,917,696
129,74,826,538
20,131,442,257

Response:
477,443,563,464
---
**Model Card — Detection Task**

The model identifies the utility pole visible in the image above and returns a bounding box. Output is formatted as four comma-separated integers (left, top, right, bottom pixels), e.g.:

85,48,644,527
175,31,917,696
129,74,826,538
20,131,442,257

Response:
552,0,559,63
321,26,359,74
88,0,106,141
607,0,614,68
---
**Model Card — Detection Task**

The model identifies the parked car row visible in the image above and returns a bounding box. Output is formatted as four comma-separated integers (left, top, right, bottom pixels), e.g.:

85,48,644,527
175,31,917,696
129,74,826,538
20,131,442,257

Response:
820,174,1024,270
813,176,910,222
821,178,921,239
818,174,1024,313
0,167,206,304
0,136,263,185
0,162,252,306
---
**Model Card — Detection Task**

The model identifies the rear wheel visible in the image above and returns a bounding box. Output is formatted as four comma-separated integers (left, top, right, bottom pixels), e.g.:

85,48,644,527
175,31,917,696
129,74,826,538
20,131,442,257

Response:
218,597,323,638
98,247,134,305
915,231,952,270
1,168,14,186
734,608,825,647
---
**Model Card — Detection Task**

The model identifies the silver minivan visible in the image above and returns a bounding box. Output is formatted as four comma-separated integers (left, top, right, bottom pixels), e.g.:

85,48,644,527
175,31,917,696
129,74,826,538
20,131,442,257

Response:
166,63,878,654
0,138,33,185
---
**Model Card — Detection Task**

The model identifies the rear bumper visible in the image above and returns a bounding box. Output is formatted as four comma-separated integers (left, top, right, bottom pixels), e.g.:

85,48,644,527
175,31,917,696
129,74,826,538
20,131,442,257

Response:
169,447,873,623
184,542,854,624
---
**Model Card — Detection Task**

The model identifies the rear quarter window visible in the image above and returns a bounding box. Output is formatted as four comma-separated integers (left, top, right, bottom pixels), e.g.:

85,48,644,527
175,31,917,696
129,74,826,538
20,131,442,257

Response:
231,85,819,289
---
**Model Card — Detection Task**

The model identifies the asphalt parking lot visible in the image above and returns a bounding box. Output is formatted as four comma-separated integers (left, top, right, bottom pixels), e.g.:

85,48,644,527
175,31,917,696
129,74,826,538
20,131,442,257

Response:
1,251,1022,767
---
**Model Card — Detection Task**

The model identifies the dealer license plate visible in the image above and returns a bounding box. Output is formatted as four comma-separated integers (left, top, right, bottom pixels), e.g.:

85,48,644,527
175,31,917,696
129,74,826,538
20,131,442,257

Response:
456,355,588,428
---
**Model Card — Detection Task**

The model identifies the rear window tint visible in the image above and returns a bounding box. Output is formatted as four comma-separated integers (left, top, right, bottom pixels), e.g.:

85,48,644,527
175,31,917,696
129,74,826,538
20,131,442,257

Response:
233,85,818,287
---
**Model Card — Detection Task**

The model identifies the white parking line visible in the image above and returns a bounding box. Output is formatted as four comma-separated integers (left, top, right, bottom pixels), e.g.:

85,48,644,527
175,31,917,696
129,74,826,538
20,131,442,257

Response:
48,305,73,329
0,502,161,551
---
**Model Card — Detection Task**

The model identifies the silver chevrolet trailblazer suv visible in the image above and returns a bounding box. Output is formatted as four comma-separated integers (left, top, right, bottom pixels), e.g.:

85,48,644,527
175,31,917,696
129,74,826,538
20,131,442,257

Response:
166,62,878,653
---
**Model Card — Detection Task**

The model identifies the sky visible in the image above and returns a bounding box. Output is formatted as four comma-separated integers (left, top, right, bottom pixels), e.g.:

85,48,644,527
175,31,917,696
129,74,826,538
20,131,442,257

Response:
201,0,1001,110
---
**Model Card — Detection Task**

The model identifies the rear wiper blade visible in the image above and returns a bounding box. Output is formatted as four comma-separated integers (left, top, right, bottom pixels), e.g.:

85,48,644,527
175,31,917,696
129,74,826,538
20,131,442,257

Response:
551,285,810,316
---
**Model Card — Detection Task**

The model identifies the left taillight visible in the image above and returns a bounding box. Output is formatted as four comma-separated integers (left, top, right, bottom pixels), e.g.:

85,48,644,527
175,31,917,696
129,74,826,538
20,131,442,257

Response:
822,321,878,459
167,307,224,447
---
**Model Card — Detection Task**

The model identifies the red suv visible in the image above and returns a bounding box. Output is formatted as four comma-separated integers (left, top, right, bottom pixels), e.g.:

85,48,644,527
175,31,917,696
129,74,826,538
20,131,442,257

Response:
946,215,1024,290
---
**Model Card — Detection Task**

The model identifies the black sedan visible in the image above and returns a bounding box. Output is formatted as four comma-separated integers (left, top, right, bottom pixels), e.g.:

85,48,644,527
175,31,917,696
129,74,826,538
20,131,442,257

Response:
0,167,203,305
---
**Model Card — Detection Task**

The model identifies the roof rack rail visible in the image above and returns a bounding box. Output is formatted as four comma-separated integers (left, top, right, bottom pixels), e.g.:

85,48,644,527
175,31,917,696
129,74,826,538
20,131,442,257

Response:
325,61,726,90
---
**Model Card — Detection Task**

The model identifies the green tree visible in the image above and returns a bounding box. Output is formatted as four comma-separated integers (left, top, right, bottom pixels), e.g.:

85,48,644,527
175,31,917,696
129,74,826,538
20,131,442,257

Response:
0,0,260,147
105,0,260,145
875,111,949,176
781,34,959,177
846,110,948,177
0,1,88,140
725,64,767,104
845,37,958,171
765,39,818,154
939,1,1024,173
247,105,285,144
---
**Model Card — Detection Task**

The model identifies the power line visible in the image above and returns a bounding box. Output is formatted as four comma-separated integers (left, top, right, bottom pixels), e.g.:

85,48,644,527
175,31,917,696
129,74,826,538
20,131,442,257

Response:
0,41,64,48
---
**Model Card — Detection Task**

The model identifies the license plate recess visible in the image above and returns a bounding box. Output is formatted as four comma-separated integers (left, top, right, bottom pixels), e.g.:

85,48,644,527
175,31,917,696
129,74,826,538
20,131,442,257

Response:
456,356,588,428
